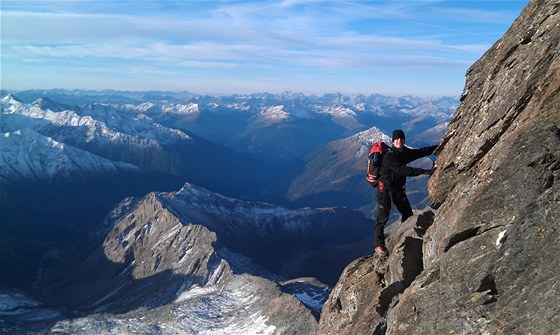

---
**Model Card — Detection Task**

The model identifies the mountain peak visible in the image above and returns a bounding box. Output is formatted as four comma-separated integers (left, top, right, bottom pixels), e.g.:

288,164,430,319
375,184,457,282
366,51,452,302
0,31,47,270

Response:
1,94,22,108
34,191,320,333
32,97,71,112
250,105,291,125
351,126,391,144
161,102,199,115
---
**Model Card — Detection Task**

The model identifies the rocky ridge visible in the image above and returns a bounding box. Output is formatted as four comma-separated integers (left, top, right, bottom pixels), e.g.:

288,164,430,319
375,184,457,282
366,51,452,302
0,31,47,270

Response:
318,0,560,334
4,192,318,334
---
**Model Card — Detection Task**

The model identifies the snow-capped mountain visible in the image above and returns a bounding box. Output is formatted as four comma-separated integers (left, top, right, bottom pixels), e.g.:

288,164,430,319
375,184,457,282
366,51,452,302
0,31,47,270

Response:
251,105,291,126
21,182,373,334
0,89,455,334
1,94,271,202
160,183,373,285
4,191,323,334
2,94,191,153
161,102,200,115
48,275,315,335
286,127,391,206
144,91,455,162
318,105,362,132
0,129,137,184
5,89,457,163
32,96,74,112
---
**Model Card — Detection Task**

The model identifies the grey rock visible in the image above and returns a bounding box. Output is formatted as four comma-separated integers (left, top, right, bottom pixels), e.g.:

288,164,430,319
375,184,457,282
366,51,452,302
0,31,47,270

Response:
317,210,435,335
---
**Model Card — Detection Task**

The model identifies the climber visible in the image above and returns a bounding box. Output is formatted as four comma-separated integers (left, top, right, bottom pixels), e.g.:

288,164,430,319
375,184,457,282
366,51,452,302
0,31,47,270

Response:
374,129,437,256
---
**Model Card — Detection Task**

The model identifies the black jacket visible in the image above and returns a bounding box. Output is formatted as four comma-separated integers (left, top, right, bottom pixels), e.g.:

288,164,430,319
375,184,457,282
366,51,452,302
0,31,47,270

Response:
379,145,437,191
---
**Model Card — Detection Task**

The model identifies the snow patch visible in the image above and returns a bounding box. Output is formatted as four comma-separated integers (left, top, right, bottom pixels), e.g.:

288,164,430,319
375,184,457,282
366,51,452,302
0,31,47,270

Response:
162,103,199,115
175,285,216,303
53,277,280,335
0,292,40,315
294,291,325,312
496,230,507,247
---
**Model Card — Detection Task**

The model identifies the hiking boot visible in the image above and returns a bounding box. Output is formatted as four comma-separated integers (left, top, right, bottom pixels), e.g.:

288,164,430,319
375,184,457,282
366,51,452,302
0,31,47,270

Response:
375,245,388,256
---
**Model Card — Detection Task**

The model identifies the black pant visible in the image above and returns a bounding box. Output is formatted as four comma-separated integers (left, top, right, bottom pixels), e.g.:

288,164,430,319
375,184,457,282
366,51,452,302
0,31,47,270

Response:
374,188,413,247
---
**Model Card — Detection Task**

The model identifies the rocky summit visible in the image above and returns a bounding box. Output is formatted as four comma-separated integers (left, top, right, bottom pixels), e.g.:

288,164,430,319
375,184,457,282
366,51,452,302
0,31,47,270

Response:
318,0,560,334
4,192,318,334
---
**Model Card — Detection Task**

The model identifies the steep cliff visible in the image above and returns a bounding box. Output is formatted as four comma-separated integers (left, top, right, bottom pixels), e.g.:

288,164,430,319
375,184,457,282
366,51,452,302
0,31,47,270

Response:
318,0,560,334
33,193,318,334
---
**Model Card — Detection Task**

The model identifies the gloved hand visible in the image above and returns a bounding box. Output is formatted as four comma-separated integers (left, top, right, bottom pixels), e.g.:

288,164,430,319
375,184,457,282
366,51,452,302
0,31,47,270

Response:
422,168,433,175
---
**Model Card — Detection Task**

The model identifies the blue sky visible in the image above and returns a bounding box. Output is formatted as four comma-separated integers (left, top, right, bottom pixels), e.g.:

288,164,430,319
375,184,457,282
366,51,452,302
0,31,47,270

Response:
1,0,528,97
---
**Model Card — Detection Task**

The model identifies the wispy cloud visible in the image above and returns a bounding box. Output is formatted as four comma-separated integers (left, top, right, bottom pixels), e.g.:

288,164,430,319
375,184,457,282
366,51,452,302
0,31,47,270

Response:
1,0,528,96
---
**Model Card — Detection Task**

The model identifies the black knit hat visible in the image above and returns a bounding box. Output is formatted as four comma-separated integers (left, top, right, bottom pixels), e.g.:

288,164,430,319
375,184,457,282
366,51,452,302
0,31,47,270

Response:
392,129,405,142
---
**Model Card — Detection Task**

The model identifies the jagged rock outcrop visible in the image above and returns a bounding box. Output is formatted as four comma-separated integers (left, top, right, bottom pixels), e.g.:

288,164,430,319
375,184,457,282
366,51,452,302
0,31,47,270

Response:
33,193,318,334
319,0,560,334
39,193,229,312
317,211,435,335
159,183,373,287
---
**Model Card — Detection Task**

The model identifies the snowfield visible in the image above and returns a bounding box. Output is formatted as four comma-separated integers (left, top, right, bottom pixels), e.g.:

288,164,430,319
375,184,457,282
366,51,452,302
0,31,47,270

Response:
50,276,281,335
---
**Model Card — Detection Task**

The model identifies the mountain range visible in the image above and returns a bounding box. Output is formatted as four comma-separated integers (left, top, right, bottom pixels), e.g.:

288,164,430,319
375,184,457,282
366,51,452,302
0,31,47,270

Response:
0,89,457,333
2,1,556,333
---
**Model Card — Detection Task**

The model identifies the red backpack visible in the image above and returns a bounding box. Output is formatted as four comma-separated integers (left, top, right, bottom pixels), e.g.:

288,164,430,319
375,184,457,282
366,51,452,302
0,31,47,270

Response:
366,141,389,188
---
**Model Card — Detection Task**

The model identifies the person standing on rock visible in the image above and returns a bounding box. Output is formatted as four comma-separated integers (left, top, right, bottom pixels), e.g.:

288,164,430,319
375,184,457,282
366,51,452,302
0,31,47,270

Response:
374,129,437,256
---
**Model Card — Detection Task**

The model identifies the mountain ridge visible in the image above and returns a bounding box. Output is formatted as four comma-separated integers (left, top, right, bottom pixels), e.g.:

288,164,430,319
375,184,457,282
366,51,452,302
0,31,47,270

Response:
1,71,458,333
1,128,138,183
21,191,319,334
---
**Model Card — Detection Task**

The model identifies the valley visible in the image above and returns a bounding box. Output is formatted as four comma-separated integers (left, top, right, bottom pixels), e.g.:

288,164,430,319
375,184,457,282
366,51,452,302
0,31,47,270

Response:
0,90,456,333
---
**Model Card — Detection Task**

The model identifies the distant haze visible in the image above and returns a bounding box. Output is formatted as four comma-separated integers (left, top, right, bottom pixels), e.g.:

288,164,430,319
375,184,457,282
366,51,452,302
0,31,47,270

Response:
1,0,527,96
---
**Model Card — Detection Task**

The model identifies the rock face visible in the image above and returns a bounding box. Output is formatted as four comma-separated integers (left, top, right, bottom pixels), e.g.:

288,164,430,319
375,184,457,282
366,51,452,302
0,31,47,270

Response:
319,0,560,334
39,194,228,312
30,193,318,334
317,211,435,335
